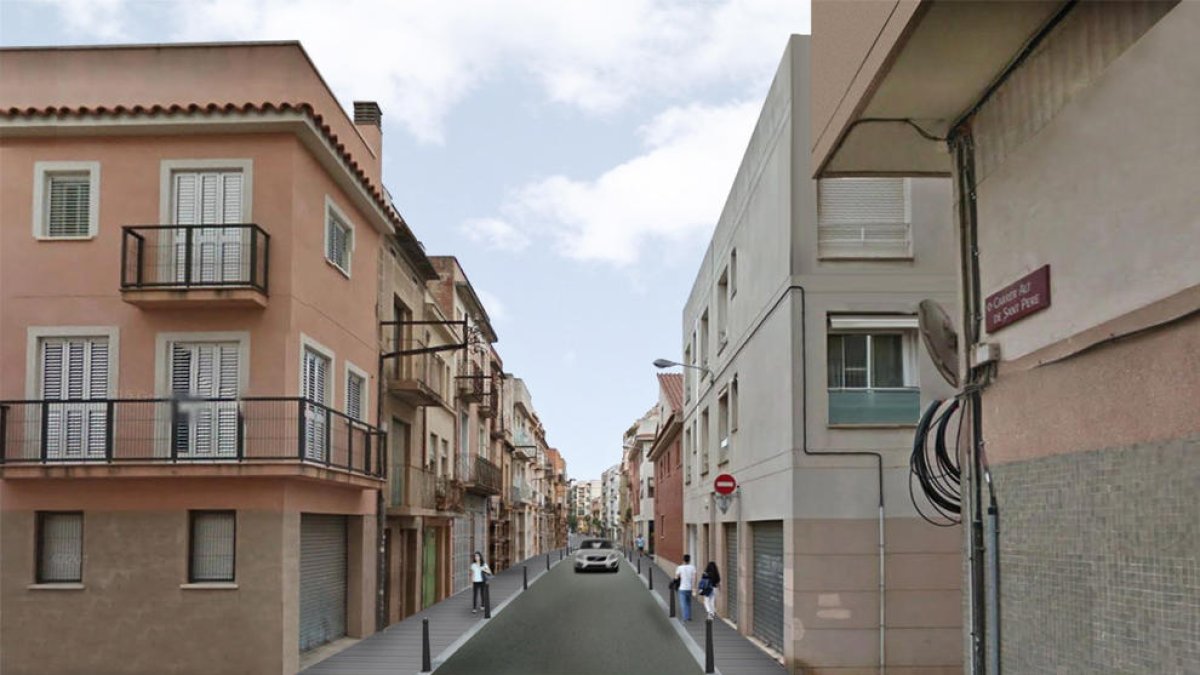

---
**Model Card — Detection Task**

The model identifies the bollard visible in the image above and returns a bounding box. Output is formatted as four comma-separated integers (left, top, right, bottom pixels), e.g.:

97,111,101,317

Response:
669,584,676,618
648,564,654,590
559,548,563,561
637,557,642,574
483,582,492,619
546,553,550,571
705,617,715,673
523,565,528,590
421,618,431,673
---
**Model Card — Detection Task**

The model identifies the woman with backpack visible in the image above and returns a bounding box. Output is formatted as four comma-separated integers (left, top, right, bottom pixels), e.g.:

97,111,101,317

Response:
699,561,721,620
469,551,492,614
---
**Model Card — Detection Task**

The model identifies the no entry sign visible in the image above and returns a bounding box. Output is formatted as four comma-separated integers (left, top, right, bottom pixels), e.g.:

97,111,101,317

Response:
714,473,737,495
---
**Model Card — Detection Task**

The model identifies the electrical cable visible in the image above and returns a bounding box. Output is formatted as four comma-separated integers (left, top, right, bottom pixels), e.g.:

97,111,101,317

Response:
909,399,964,526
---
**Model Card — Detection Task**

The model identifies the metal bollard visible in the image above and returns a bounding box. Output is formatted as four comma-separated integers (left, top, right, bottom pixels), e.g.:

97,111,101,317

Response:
637,557,642,574
546,553,550,571
559,548,563,561
648,564,654,590
523,565,528,590
421,618,432,673
669,585,676,618
705,617,715,673
483,582,492,619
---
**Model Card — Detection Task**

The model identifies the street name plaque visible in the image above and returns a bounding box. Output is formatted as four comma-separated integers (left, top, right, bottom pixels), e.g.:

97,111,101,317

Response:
985,265,1051,333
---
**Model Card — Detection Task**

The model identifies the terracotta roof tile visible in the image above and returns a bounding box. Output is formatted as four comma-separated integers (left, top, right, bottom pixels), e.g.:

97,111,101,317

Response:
658,373,684,413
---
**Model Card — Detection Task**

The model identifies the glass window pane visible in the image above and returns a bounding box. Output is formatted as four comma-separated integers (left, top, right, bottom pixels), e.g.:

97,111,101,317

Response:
843,334,868,388
872,335,905,388
191,511,235,582
827,335,843,387
39,513,83,583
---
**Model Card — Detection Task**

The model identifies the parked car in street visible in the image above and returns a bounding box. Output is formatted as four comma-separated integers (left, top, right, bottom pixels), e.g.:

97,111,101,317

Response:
573,538,620,573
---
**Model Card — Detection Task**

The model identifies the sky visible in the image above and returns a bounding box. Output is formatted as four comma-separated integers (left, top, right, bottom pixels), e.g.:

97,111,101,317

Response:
0,0,811,481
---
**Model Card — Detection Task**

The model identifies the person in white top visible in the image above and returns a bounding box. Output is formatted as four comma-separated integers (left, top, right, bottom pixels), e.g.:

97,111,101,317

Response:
674,554,697,622
469,551,492,614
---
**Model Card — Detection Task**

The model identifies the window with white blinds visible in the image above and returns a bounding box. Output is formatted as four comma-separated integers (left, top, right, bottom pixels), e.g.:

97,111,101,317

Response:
346,371,365,421
303,347,331,461
189,511,236,582
46,174,92,237
325,208,353,275
37,512,83,583
817,178,912,259
170,342,240,457
172,171,245,283
40,337,109,459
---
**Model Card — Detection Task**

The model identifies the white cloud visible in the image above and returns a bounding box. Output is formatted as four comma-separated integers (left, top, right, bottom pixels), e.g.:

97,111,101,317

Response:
476,290,508,323
30,0,808,143
491,99,761,265
460,217,531,253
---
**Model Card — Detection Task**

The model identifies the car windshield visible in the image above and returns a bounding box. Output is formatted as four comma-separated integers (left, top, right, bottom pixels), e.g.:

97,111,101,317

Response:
579,539,613,550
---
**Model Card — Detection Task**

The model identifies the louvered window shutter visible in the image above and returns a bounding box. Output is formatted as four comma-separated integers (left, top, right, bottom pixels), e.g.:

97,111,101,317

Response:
347,373,364,420
46,174,91,237
818,178,911,257
41,337,108,459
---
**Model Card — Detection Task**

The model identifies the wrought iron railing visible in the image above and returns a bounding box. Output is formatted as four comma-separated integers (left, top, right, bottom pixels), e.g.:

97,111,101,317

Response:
435,476,465,511
394,465,437,509
121,224,269,293
474,455,502,493
0,397,382,478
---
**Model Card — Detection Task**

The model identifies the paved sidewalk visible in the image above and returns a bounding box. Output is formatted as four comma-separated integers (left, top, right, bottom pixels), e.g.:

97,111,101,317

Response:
628,552,787,675
303,550,567,674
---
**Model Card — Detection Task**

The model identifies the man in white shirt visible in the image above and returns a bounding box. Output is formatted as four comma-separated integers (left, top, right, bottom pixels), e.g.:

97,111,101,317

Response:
675,554,697,622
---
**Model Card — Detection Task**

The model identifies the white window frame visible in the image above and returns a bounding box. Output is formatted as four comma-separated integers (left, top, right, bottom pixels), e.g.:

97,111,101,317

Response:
32,161,101,240
826,330,919,391
158,159,254,224
324,196,355,278
344,361,369,422
25,326,119,399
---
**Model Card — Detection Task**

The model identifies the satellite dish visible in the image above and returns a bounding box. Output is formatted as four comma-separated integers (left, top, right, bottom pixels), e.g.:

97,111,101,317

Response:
918,299,959,388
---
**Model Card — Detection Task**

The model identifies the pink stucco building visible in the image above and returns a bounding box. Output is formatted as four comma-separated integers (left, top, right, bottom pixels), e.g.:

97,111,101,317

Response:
0,42,422,674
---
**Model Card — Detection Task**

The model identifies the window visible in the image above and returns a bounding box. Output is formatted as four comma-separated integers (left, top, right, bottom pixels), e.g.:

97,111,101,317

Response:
683,344,693,404
699,310,710,370
346,365,367,421
647,477,655,498
325,200,354,275
718,390,730,464
699,408,710,475
40,336,110,459
683,426,692,485
429,433,438,470
189,511,235,583
729,249,738,297
818,178,912,259
827,316,920,424
170,341,240,458
717,269,730,353
33,162,100,239
730,378,739,432
37,512,83,583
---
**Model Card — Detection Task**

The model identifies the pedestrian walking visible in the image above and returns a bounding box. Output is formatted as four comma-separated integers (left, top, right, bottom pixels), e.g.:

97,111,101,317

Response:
699,561,721,619
469,551,492,614
635,534,645,555
675,554,697,622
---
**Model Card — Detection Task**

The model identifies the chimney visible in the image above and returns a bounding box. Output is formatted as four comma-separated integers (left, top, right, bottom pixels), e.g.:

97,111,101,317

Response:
353,101,383,183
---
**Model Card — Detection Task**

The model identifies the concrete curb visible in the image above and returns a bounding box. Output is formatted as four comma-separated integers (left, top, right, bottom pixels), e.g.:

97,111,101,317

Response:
626,557,722,675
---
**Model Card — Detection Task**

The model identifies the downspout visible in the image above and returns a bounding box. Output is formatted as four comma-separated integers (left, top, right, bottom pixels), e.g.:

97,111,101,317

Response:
375,351,388,631
793,285,886,674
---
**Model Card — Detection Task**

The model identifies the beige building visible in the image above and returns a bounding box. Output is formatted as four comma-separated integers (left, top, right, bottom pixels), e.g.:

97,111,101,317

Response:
811,1,1199,673
0,43,400,674
675,36,961,674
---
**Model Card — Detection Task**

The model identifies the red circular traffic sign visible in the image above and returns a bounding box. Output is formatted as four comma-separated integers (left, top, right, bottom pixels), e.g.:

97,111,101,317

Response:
714,473,737,495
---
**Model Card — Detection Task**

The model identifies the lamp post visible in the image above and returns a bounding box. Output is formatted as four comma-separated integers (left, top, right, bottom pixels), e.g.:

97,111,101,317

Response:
652,358,712,378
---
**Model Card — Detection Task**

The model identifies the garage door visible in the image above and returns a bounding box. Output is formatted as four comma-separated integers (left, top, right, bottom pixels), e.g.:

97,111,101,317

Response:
300,515,347,652
725,523,738,623
452,516,471,593
752,521,784,652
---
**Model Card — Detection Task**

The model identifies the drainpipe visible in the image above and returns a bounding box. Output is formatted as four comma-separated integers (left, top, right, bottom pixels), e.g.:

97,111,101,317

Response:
375,353,388,631
791,285,887,674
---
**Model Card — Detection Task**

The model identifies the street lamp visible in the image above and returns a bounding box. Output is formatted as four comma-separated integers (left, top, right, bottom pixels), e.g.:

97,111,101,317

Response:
653,358,712,377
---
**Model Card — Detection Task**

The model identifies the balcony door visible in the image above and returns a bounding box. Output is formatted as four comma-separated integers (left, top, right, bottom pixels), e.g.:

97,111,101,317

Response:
40,337,108,460
303,347,331,462
170,342,240,458
173,171,244,284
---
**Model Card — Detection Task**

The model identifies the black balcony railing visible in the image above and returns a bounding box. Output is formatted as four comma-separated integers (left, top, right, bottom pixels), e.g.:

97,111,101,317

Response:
474,455,503,493
121,224,269,293
0,397,382,478
393,465,437,509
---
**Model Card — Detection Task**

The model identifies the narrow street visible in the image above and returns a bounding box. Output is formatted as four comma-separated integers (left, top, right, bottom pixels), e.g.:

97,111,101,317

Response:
436,559,700,675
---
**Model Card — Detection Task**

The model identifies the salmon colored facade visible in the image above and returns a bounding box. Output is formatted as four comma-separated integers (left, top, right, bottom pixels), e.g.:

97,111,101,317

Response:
650,373,684,569
0,43,408,675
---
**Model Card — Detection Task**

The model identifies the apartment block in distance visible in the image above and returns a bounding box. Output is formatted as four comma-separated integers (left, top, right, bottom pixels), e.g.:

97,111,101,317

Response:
812,1,1199,672
676,35,961,673
0,42,417,674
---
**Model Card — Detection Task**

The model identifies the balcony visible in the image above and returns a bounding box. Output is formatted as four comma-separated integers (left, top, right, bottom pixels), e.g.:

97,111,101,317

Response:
120,224,269,308
383,334,446,408
456,363,485,403
828,388,921,425
0,397,384,483
435,476,465,512
463,455,502,496
477,388,495,419
390,465,436,511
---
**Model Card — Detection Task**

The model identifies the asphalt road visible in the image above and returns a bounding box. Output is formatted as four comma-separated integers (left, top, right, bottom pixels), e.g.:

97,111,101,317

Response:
436,556,701,675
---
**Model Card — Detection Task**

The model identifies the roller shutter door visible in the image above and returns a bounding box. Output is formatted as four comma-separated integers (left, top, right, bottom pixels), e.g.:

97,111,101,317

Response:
452,516,471,593
752,521,784,652
300,515,347,652
725,523,739,623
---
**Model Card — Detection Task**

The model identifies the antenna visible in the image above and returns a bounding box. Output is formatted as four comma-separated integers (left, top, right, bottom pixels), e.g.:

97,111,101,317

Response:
918,299,960,388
